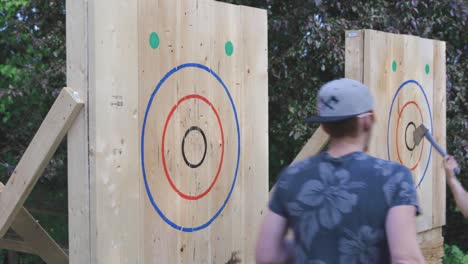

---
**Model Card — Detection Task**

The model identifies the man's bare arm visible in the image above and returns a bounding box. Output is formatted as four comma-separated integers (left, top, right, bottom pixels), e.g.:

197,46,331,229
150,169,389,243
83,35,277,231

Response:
386,205,425,264
255,209,294,264
445,156,468,218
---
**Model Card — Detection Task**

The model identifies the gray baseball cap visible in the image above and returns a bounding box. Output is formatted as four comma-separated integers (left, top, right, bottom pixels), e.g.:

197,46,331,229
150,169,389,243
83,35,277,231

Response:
307,78,374,123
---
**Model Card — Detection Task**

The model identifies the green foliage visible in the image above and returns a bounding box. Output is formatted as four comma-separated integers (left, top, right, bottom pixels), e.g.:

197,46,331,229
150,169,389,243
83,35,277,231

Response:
0,0,67,261
443,244,468,264
225,0,468,251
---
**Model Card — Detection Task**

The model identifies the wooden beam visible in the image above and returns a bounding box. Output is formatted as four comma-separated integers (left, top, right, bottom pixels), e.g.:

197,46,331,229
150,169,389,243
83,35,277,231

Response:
0,87,83,236
66,0,92,262
432,41,446,228
292,126,329,164
0,183,69,263
0,237,36,255
11,207,69,263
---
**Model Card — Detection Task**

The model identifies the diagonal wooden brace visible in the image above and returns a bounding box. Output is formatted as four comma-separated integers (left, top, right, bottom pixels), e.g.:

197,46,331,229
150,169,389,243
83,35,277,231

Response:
270,126,329,197
0,183,68,263
0,87,83,237
292,126,329,163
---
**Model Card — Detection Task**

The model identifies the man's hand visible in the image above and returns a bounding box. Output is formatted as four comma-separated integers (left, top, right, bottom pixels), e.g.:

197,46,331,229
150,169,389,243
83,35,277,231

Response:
444,156,459,180
444,155,468,218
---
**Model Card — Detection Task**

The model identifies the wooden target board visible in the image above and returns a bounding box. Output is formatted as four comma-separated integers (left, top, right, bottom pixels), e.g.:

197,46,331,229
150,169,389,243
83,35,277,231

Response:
139,1,268,262
345,30,446,233
67,0,268,263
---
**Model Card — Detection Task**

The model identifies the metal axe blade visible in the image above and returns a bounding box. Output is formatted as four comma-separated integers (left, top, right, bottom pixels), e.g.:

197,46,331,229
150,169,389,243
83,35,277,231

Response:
412,124,460,175
413,124,428,147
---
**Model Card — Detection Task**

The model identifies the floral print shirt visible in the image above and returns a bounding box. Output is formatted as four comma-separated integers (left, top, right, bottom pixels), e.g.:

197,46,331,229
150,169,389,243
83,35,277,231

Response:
269,151,420,264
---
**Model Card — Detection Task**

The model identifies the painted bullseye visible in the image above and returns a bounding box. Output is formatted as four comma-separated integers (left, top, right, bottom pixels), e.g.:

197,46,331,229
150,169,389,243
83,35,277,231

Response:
161,94,225,201
405,122,417,151
181,126,208,169
387,80,433,188
396,101,424,171
141,63,241,232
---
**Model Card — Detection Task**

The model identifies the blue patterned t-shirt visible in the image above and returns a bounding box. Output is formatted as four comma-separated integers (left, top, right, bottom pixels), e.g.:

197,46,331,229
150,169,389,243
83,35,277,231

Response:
269,151,420,264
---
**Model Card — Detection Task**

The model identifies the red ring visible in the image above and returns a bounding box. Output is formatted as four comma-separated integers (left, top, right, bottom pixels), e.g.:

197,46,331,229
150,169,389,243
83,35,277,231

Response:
161,94,225,200
395,101,424,171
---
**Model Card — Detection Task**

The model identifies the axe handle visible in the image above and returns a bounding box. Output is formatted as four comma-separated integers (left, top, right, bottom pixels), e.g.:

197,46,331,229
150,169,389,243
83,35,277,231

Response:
424,132,460,175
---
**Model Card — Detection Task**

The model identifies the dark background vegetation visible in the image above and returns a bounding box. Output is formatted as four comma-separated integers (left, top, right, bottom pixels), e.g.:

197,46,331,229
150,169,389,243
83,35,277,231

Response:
0,0,466,262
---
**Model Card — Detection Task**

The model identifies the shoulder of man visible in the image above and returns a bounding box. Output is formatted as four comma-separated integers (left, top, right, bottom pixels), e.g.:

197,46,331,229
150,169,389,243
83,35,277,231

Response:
283,154,322,176
274,154,322,189
364,155,411,177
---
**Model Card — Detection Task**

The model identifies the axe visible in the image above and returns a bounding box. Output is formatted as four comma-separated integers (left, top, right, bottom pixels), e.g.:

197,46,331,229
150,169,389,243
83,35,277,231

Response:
413,124,460,175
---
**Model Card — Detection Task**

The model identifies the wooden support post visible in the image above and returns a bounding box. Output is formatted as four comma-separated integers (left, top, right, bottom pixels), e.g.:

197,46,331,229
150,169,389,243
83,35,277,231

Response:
0,87,83,237
0,183,68,263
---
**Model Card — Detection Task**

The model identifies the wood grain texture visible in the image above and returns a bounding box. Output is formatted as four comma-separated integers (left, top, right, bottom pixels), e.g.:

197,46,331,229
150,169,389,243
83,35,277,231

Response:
65,0,267,262
361,30,441,232
11,209,68,263
65,0,91,262
345,29,446,262
91,0,140,262
239,5,269,262
345,30,364,82
0,183,68,263
0,87,83,237
292,126,328,164
431,41,446,227
0,238,36,255
138,0,267,263
418,227,444,264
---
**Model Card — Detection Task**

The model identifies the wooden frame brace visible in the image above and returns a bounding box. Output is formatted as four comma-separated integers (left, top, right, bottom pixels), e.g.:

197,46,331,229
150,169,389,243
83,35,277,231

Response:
0,87,83,237
0,183,68,263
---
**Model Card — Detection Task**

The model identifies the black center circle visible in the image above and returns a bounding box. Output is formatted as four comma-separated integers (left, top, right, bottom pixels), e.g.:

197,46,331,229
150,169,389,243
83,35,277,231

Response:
405,121,417,151
181,126,207,169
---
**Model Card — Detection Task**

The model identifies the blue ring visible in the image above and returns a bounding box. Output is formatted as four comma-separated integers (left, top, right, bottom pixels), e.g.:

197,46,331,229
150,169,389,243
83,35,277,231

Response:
141,63,241,232
387,80,433,188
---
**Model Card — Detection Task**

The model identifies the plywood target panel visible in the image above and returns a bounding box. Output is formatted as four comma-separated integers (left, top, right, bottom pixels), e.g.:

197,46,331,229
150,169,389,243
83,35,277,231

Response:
138,0,268,263
345,30,446,233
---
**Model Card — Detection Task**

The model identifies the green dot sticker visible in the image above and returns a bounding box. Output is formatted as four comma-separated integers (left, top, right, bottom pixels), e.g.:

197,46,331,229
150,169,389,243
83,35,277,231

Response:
392,60,397,72
225,41,234,56
149,32,160,49
425,64,430,74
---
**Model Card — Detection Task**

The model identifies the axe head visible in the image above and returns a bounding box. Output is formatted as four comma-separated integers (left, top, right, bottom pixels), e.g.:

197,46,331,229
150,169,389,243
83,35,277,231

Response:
413,124,428,146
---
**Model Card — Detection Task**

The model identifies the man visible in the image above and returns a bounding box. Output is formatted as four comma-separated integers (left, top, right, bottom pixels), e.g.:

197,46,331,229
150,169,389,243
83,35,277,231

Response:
256,79,425,264
445,156,467,218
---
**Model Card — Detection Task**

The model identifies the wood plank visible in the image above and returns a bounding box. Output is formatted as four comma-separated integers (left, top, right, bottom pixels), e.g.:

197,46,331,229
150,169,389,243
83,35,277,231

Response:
432,41,446,227
0,87,83,237
0,183,68,263
65,0,92,262
418,227,444,264
138,0,268,262
91,0,140,262
138,0,178,262
359,30,440,232
11,209,69,263
0,238,36,255
239,5,268,263
345,30,364,82
211,1,242,262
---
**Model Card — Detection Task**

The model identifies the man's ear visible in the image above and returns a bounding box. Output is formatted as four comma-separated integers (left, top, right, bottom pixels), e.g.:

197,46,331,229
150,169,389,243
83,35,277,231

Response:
362,115,374,132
